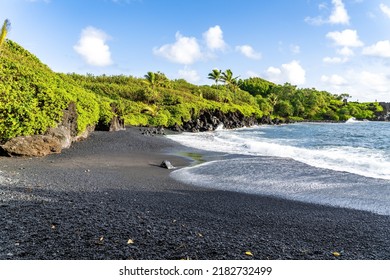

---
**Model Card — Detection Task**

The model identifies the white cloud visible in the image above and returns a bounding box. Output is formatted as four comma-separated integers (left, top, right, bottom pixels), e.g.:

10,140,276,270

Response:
73,26,113,67
358,71,390,93
282,61,306,85
266,60,306,85
323,56,348,64
266,66,282,75
305,0,349,25
321,74,348,86
178,68,200,82
362,40,390,58
320,68,390,101
153,32,203,65
337,46,355,56
236,45,262,60
326,29,363,47
380,3,390,18
329,0,350,24
203,25,227,51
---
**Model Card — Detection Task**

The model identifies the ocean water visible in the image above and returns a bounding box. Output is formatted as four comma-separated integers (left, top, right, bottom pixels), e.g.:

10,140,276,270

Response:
167,121,390,215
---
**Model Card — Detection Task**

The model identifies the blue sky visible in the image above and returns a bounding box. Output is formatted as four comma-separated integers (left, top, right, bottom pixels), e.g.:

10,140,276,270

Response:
1,0,390,101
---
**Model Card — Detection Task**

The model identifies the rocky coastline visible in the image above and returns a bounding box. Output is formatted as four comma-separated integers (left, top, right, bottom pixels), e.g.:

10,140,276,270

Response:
1,102,390,158
0,102,125,157
377,102,390,121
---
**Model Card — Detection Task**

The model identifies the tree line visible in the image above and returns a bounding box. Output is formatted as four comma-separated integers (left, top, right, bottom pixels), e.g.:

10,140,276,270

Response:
209,69,382,121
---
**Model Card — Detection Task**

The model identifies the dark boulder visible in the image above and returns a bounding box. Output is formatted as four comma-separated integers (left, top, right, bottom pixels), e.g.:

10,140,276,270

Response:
160,160,175,169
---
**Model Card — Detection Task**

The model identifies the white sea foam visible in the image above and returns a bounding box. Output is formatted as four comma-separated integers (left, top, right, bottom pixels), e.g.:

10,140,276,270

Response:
171,157,390,215
345,117,369,124
168,129,390,180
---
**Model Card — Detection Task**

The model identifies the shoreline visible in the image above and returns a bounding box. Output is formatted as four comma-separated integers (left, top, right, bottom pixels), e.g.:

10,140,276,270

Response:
0,127,389,260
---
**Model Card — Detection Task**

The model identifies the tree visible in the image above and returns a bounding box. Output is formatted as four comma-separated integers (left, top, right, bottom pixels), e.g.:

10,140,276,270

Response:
339,93,351,104
208,69,222,85
0,19,11,50
267,93,278,116
154,71,171,88
144,71,157,89
221,69,239,87
239,77,274,97
274,100,294,118
144,71,171,89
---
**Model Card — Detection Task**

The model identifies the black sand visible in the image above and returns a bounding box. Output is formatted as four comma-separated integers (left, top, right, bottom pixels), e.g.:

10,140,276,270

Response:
0,127,389,259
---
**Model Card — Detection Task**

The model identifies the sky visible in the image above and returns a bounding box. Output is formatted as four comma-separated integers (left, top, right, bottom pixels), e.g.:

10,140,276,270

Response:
1,0,390,101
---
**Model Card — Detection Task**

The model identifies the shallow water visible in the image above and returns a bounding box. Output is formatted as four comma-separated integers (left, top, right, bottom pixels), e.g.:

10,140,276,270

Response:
168,122,390,215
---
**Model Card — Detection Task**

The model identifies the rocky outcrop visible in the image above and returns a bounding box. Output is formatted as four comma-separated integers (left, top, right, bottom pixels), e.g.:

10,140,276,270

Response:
95,116,125,132
61,102,78,137
46,125,72,149
73,125,96,142
1,102,92,157
376,102,390,121
171,109,258,132
95,104,125,132
1,135,62,157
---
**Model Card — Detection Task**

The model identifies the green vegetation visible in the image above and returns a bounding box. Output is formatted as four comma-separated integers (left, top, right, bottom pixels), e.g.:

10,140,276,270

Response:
0,37,384,143
67,70,261,128
237,78,383,121
0,40,109,141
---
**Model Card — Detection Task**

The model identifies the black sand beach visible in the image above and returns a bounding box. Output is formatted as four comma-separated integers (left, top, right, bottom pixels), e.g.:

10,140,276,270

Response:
0,127,389,260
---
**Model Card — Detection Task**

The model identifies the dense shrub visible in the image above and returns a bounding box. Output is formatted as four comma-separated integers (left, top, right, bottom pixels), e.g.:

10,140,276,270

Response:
0,41,102,141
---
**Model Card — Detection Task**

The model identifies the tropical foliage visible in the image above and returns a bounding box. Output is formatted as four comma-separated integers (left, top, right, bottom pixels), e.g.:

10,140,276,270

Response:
0,38,384,143
208,69,222,85
67,70,260,128
0,40,106,141
238,80,382,121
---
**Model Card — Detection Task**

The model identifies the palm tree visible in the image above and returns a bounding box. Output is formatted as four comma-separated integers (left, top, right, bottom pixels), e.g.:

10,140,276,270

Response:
144,71,156,89
0,19,11,49
208,69,222,85
221,69,239,87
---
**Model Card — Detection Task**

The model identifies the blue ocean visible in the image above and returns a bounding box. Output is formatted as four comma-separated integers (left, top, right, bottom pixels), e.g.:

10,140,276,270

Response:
167,120,390,215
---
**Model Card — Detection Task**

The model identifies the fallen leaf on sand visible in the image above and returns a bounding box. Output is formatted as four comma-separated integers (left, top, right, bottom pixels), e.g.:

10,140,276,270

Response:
95,236,105,245
332,251,341,257
245,251,254,257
